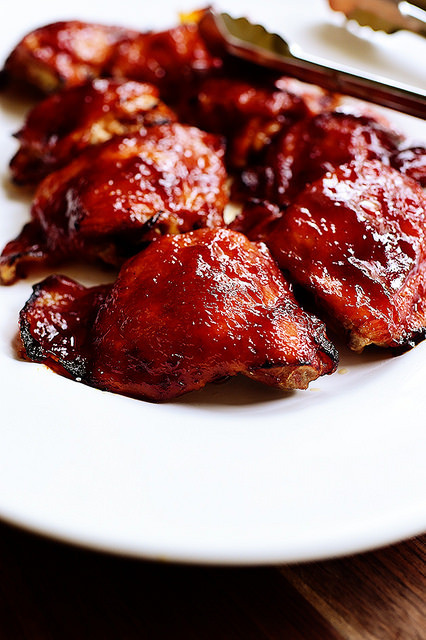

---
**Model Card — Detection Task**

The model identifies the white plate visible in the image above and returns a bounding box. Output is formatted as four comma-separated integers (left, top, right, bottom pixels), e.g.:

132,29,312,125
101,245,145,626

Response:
0,0,425,565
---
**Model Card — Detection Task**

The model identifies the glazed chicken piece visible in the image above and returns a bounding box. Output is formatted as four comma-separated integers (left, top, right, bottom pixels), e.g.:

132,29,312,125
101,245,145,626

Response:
19,228,338,402
2,21,136,93
19,277,110,380
179,73,307,169
2,19,222,97
10,78,177,184
265,160,426,351
274,77,340,116
109,22,222,101
0,123,227,284
236,111,402,206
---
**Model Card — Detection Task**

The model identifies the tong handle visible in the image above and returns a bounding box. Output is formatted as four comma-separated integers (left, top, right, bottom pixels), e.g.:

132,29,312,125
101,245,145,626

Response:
262,48,426,118
202,11,426,120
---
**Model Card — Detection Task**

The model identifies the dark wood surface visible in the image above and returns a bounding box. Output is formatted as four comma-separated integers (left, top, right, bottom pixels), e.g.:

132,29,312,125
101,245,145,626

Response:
0,520,424,639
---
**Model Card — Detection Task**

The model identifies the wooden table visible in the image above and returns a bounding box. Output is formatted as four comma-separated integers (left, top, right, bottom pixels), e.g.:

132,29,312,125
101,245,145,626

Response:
0,520,423,639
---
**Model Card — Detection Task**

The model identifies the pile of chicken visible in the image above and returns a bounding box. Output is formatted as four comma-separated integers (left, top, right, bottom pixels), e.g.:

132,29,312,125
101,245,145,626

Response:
1,12,426,402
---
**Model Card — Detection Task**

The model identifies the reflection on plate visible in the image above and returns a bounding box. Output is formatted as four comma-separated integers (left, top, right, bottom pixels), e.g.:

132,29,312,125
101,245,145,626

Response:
0,0,425,565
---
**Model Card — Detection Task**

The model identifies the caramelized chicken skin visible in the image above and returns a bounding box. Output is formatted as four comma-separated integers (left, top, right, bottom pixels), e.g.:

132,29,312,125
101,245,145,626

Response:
0,123,228,284
236,111,401,206
10,79,177,184
19,229,338,401
2,21,136,93
265,160,426,351
2,19,221,97
179,74,307,168
109,23,222,100
19,276,110,380
274,77,340,116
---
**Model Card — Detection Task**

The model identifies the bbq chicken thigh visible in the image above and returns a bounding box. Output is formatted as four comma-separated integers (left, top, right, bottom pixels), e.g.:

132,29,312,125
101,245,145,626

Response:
179,73,308,169
236,111,401,206
0,122,228,284
2,19,221,98
265,160,426,351
10,79,176,184
108,22,222,100
19,228,338,402
2,21,136,93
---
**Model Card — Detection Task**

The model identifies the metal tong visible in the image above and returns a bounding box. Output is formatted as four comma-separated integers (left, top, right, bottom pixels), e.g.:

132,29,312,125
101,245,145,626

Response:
199,8,426,119
329,0,426,37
